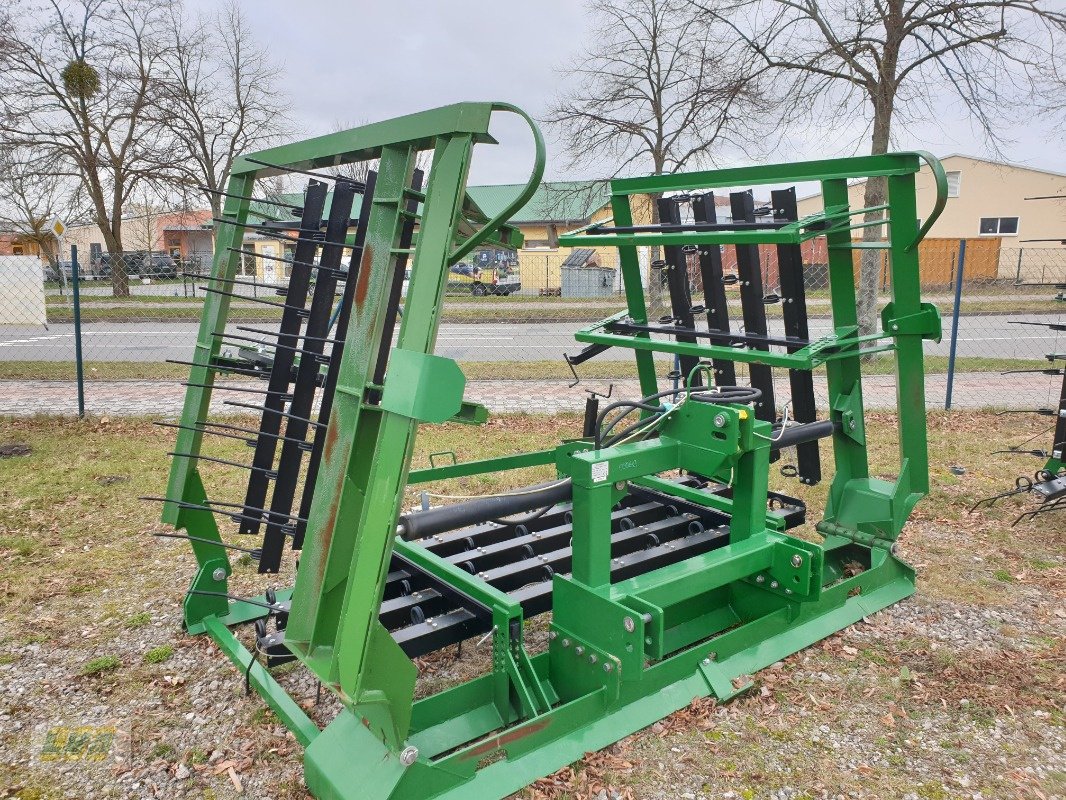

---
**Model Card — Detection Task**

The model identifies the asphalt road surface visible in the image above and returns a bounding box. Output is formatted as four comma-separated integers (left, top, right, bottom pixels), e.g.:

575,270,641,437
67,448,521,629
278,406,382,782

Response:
0,315,1062,363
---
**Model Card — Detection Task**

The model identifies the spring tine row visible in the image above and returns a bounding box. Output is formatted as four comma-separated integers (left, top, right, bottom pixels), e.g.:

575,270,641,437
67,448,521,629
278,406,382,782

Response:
258,178,359,573
168,451,278,478
224,247,346,280
182,381,292,399
239,180,330,535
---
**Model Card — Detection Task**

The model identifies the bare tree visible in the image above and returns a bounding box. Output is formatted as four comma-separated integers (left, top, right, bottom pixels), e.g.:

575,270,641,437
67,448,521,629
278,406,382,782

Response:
0,0,173,296
157,1,288,219
697,0,1066,333
545,0,769,181
0,148,85,274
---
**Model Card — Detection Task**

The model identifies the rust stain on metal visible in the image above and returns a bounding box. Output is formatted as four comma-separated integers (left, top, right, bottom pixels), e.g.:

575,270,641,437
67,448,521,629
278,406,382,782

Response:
322,409,339,462
459,718,551,761
354,245,374,308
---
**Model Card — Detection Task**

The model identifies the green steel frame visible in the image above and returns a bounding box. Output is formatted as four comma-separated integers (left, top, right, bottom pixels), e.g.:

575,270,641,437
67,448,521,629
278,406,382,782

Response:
161,105,948,800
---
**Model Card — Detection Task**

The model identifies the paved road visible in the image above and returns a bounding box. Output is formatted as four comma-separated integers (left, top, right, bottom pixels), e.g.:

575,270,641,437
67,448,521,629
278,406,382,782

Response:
0,314,1062,363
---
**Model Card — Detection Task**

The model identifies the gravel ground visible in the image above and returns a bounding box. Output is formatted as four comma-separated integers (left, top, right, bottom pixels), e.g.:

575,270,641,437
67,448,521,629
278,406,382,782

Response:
1,413,1063,800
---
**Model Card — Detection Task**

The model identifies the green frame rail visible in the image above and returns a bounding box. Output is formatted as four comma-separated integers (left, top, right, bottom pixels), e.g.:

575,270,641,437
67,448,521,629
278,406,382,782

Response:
161,107,945,800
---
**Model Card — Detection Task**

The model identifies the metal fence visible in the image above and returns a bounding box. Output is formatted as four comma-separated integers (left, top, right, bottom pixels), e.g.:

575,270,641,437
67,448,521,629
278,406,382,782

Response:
0,244,1063,417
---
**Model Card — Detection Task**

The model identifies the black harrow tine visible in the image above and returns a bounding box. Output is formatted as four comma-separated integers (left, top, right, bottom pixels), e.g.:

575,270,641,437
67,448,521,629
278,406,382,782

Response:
168,451,278,478
230,227,359,250
211,331,333,361
152,531,265,555
213,217,329,238
141,495,305,524
165,359,266,379
199,186,303,214
244,156,367,189
154,420,257,448
198,285,308,314
183,381,292,399
187,589,284,611
224,247,346,280
197,420,313,450
185,272,288,293
153,420,313,452
236,325,344,345
223,400,325,428
1012,497,1066,526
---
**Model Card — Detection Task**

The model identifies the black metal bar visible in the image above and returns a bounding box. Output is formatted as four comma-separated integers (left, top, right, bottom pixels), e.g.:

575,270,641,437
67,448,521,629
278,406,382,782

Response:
730,191,776,422
239,180,328,536
656,197,701,385
152,531,264,556
292,170,379,550
589,221,791,234
211,331,332,362
690,194,736,386
606,320,806,349
189,272,288,293
259,180,359,573
198,284,306,314
244,156,367,189
182,381,291,398
772,187,820,484
165,358,266,379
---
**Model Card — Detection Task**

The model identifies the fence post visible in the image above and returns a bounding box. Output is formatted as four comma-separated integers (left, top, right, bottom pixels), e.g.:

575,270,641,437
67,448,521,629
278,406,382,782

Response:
944,239,967,410
1015,249,1023,284
70,244,86,419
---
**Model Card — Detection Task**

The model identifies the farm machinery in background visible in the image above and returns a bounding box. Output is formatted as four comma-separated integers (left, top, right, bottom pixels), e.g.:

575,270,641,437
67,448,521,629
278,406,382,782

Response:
155,103,946,800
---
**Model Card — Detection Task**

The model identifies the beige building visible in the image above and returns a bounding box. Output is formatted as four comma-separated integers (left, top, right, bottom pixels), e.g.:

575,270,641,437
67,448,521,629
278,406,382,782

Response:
797,154,1066,278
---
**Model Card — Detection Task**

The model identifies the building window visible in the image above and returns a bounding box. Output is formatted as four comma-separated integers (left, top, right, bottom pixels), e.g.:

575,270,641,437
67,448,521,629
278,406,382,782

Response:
523,239,555,250
979,217,1019,235
11,245,23,255
946,171,961,198
240,245,257,276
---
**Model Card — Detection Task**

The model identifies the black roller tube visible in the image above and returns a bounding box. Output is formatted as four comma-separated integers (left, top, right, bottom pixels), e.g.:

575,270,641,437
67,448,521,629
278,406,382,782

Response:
769,420,836,452
397,480,573,541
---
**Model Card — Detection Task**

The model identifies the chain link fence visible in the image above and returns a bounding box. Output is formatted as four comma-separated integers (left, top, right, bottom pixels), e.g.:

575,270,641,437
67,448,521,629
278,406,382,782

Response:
0,242,1063,417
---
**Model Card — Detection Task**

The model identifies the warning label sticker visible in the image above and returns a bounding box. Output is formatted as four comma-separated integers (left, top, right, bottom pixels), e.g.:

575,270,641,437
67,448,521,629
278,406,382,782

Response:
591,461,609,483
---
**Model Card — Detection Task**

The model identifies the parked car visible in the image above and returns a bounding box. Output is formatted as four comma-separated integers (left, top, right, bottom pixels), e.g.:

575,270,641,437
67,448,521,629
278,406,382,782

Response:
94,251,179,280
43,261,74,282
446,262,521,296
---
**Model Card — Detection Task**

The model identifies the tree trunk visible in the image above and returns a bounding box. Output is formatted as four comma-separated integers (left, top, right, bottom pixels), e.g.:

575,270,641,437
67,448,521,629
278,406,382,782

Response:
856,94,894,336
104,220,130,298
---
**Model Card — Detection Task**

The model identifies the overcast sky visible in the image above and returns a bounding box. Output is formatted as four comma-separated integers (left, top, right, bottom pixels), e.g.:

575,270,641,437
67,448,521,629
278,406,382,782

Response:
188,0,1066,186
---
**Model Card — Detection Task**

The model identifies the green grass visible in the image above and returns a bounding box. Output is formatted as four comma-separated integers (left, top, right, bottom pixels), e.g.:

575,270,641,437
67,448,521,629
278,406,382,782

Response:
143,644,174,664
80,655,120,676
124,611,152,628
0,355,1043,382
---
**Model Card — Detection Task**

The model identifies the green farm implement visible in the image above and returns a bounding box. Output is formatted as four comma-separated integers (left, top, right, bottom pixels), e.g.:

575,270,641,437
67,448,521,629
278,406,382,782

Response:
158,102,947,800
